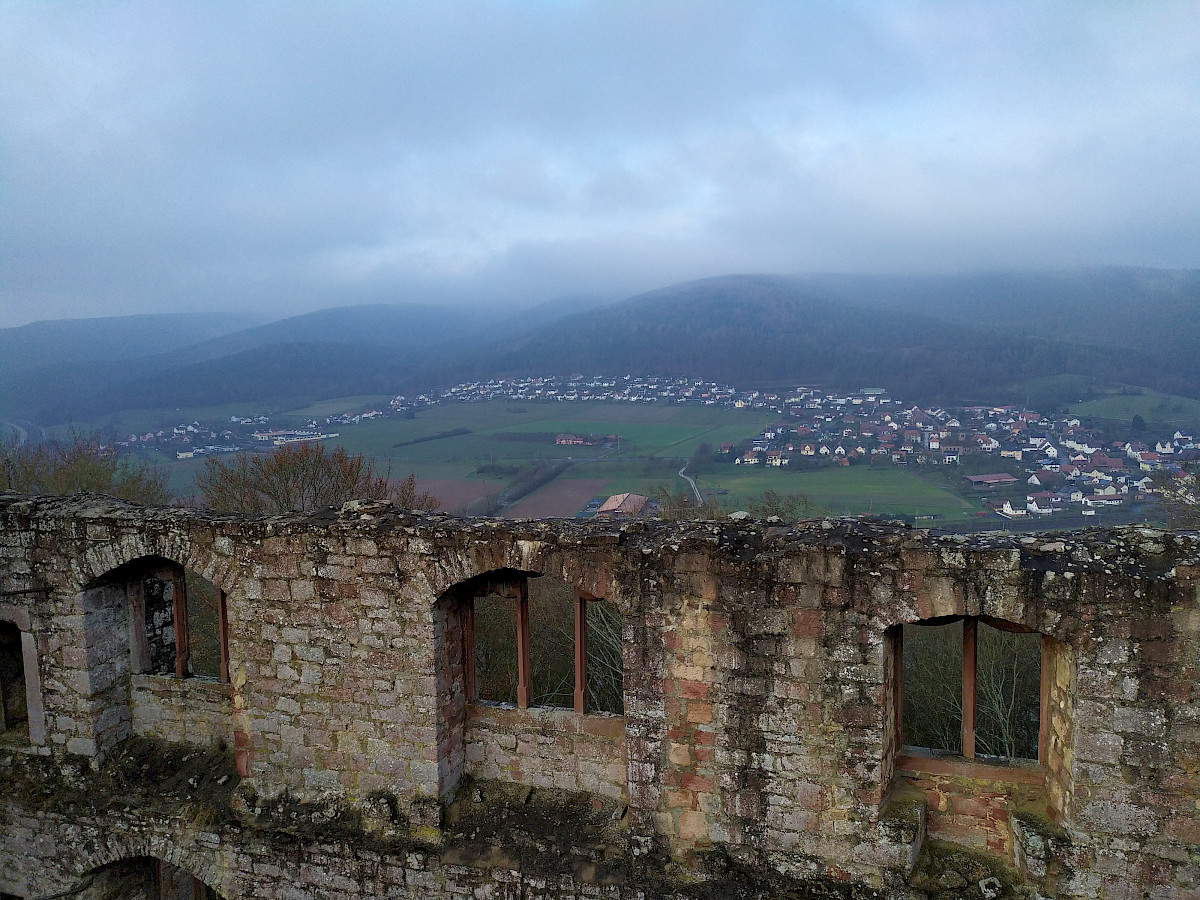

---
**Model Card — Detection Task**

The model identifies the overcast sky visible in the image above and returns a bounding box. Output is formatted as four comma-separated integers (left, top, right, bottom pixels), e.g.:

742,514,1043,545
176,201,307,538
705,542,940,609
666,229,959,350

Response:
2,2,1198,328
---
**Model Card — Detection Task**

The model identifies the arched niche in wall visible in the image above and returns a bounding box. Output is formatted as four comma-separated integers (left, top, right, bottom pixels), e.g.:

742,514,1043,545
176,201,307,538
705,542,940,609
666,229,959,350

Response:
434,566,629,803
79,555,236,756
89,555,230,684
77,856,226,900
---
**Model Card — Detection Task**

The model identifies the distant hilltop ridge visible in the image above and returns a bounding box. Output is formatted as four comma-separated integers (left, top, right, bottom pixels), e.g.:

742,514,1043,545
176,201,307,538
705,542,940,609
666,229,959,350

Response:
1,268,1197,425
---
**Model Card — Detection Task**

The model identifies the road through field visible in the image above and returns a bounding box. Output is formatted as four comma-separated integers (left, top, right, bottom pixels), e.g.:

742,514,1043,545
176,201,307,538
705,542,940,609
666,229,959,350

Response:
678,463,702,504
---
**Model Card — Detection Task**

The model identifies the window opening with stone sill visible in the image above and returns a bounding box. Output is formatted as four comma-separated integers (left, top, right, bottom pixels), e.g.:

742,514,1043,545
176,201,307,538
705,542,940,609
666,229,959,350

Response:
463,572,623,715
898,616,1045,767
125,560,230,683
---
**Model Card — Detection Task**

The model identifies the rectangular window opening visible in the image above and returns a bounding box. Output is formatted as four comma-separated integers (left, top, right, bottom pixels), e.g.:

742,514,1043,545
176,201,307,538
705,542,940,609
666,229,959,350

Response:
464,575,624,716
185,572,226,681
473,593,519,705
0,621,29,744
129,567,229,683
902,619,963,756
976,622,1041,762
528,578,575,709
585,600,624,715
901,616,1042,765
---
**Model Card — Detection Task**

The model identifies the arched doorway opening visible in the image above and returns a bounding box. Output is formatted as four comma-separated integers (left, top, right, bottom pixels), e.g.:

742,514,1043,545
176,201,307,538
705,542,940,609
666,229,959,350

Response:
79,856,224,900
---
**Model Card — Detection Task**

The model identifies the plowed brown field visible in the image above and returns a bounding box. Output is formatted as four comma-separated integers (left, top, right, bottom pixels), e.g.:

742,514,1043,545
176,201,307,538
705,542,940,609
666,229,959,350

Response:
502,479,610,518
421,479,503,512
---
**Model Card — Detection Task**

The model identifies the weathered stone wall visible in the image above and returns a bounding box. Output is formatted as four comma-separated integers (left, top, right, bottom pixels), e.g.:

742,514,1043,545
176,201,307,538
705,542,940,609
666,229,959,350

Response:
463,703,626,798
1044,636,1075,822
131,674,234,748
897,756,1043,854
142,573,177,677
0,493,1197,899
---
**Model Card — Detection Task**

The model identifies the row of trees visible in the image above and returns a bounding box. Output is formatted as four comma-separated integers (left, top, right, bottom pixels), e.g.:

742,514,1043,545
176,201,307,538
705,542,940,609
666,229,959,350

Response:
0,430,170,505
1,432,439,514
193,443,438,513
651,483,815,523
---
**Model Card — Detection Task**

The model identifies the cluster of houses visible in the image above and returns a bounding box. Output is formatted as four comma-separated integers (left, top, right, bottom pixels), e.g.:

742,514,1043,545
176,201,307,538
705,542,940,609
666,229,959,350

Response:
248,428,341,446
977,430,1198,518
115,421,242,460
723,389,1198,519
114,415,344,460
324,408,386,426
390,375,749,410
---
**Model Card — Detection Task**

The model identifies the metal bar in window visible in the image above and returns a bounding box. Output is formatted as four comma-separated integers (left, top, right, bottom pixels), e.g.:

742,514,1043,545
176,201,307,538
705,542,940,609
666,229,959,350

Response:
462,597,477,701
172,570,190,679
1039,636,1052,765
962,618,977,759
218,589,230,684
574,591,588,714
893,626,904,750
515,579,531,709
128,580,149,673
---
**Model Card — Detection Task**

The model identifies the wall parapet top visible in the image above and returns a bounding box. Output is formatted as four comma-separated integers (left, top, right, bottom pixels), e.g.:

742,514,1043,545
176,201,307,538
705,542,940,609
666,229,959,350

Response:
3,490,1198,580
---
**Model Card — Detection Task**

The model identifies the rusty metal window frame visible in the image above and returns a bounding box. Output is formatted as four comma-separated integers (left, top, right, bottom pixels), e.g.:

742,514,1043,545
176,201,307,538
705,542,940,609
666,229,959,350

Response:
461,573,600,715
895,615,1048,767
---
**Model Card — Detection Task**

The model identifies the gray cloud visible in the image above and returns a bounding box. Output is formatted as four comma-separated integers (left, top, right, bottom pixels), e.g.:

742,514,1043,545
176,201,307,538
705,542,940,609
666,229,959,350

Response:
2,1,1197,326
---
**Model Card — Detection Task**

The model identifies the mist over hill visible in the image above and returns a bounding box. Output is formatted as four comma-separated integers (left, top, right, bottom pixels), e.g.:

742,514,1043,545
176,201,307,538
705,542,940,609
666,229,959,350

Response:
795,268,1200,356
407,271,1197,404
1,268,1196,425
0,303,508,422
0,311,263,376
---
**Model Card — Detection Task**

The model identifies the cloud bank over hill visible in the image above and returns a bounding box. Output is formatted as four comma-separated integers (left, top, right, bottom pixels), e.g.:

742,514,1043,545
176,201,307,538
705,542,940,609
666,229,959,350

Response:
2,2,1198,326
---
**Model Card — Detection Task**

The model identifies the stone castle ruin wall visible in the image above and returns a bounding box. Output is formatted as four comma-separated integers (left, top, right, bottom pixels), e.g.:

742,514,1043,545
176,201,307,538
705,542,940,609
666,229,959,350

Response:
0,493,1197,899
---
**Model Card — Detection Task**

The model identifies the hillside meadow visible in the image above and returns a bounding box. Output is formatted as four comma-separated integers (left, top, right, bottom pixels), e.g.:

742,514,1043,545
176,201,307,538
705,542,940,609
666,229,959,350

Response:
1069,388,1200,432
695,466,986,520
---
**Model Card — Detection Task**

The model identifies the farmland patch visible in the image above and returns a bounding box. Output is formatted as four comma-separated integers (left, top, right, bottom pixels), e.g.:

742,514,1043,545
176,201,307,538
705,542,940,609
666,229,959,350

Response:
501,479,611,518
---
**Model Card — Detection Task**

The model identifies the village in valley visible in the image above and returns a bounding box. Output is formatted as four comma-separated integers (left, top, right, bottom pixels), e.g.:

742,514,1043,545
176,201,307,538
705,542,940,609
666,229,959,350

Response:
109,373,1200,525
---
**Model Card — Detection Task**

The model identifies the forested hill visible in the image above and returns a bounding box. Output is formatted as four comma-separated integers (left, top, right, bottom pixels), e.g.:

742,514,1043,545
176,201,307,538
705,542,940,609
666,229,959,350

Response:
0,311,262,376
794,268,1200,357
1,268,1196,424
0,304,506,424
406,273,1194,404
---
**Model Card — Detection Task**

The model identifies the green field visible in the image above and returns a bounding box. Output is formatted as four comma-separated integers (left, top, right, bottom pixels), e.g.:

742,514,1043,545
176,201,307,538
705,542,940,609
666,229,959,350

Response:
125,400,764,497
96,398,1010,521
696,465,986,519
1070,388,1200,432
559,459,694,502
325,402,763,474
